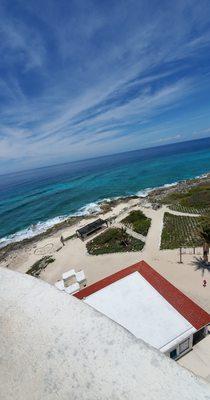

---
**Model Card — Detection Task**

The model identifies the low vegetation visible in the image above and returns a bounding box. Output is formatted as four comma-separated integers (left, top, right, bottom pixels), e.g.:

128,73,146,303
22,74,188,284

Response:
26,256,55,277
162,184,210,213
121,210,151,236
168,204,209,214
64,233,77,242
160,212,202,249
200,214,210,241
86,227,144,255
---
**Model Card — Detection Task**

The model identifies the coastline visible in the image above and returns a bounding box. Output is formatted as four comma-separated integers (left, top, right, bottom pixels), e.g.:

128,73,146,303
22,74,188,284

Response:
0,171,210,261
0,195,139,261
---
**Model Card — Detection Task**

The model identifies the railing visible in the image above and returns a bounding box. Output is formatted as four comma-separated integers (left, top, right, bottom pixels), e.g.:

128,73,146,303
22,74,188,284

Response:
181,247,202,255
177,246,203,263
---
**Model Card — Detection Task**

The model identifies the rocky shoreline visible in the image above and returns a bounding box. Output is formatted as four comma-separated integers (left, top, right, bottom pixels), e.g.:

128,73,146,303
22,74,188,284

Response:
147,173,210,203
1,173,210,262
0,195,138,261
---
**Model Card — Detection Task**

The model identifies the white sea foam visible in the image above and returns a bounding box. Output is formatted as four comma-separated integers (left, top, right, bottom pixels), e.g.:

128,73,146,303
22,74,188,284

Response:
195,173,208,179
75,202,101,216
0,215,67,249
0,202,103,249
99,196,123,203
136,188,153,197
161,182,178,188
136,181,178,198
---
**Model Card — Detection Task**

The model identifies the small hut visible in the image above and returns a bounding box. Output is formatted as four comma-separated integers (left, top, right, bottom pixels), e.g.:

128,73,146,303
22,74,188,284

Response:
76,218,108,240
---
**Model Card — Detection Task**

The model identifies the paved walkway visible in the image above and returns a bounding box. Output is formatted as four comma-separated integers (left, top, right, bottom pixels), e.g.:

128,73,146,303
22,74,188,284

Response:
116,222,146,242
115,204,200,254
136,205,201,256
142,206,165,255
165,208,201,218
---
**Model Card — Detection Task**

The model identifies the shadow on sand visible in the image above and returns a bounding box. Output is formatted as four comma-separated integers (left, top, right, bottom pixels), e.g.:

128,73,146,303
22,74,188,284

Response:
191,257,210,277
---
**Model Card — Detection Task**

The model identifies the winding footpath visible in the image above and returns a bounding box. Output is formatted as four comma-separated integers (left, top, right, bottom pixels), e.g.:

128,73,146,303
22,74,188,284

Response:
121,204,202,258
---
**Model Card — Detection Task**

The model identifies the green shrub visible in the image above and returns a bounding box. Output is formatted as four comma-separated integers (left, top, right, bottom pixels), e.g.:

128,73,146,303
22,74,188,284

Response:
122,210,151,236
26,256,55,277
86,228,144,255
162,185,210,211
160,213,202,249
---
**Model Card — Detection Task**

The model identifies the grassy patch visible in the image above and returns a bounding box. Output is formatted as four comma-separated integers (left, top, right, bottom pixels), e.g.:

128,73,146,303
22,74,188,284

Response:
64,233,77,241
26,256,55,277
160,212,202,249
168,204,208,214
86,227,144,255
121,210,151,236
162,184,210,212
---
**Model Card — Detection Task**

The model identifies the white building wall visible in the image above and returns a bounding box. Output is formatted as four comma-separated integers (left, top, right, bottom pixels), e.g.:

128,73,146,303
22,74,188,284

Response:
1,268,210,400
165,333,194,360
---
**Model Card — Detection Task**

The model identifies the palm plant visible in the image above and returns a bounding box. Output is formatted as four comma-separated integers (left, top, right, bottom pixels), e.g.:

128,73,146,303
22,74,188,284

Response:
200,223,210,263
120,227,129,247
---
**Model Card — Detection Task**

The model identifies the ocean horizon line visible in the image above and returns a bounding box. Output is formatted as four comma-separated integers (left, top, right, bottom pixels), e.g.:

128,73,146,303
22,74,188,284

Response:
1,135,210,178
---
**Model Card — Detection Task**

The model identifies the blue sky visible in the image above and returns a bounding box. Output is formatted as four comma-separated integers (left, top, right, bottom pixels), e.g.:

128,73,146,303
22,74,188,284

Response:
1,0,210,173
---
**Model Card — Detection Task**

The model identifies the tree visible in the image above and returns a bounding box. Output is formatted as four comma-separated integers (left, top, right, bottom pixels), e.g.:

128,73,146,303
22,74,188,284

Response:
200,220,210,263
120,227,129,247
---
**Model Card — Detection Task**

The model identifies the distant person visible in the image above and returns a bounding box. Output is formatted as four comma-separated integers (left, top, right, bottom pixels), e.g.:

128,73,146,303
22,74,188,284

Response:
60,235,65,246
203,279,207,288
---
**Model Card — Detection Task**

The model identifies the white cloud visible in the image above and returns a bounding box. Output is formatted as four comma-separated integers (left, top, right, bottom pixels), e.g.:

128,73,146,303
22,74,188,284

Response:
1,0,210,172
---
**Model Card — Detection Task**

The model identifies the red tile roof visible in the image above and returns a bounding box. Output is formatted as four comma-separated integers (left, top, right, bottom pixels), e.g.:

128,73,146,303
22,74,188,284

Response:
74,260,210,330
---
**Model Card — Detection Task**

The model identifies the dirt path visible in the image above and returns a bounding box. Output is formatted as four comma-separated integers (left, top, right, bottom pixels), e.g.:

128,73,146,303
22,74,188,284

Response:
116,222,146,242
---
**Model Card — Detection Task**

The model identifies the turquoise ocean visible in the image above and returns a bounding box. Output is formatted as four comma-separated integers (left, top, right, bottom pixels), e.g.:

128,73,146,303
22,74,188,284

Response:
1,137,210,247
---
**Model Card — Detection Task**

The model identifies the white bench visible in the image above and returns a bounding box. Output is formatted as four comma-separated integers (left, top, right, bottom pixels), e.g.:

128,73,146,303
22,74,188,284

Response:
75,270,86,287
56,269,86,293
62,269,76,281
54,280,65,291
65,282,80,295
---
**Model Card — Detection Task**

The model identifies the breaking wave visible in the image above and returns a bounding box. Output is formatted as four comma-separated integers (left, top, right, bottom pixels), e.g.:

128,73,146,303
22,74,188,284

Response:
0,202,103,248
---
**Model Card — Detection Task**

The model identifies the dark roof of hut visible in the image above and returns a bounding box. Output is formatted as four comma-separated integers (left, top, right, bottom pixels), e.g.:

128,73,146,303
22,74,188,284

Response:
76,218,106,236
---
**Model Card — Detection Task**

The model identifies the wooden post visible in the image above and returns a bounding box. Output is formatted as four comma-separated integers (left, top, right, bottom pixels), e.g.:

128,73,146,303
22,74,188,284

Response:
179,247,183,264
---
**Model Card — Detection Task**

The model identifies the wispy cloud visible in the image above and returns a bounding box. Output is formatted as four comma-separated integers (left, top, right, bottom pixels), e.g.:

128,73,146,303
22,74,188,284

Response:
1,0,210,172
